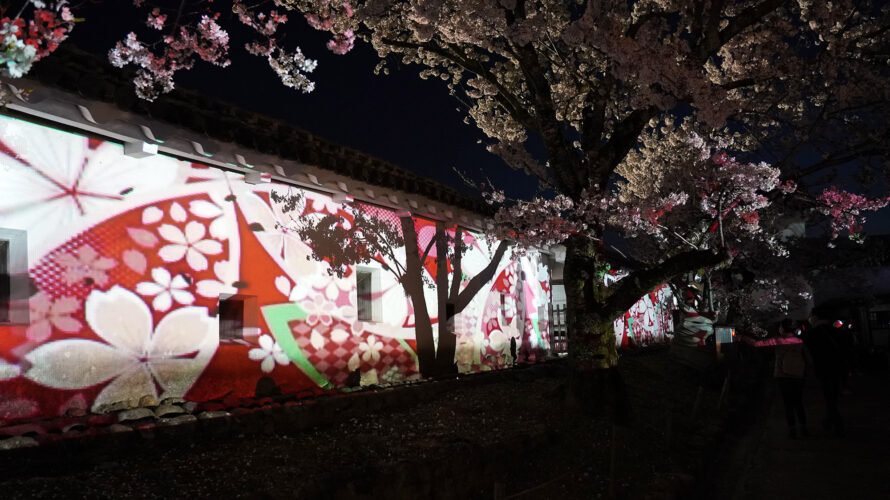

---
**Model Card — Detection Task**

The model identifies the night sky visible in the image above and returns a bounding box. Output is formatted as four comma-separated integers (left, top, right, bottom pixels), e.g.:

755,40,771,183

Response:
65,2,539,201
64,3,888,233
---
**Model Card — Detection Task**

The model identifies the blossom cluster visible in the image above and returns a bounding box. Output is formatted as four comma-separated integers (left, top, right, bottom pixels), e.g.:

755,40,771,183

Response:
816,187,890,240
109,14,231,101
104,1,323,100
300,0,356,55
485,184,690,251
488,194,578,250
267,47,317,92
0,2,74,78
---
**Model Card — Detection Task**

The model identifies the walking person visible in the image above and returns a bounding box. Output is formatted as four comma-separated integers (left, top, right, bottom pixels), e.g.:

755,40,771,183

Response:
802,306,846,436
741,318,809,438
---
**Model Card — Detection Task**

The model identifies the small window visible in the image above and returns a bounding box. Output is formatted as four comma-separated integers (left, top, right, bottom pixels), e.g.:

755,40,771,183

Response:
0,228,28,325
218,293,258,340
0,239,9,323
356,269,374,322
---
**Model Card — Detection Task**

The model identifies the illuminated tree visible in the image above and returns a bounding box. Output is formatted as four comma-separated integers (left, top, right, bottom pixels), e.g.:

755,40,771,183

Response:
6,1,890,386
266,0,890,379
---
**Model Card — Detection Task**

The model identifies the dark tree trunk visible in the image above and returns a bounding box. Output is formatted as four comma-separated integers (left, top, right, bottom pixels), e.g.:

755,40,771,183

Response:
561,235,630,423
563,235,620,371
434,222,458,375
400,217,510,377
400,217,438,377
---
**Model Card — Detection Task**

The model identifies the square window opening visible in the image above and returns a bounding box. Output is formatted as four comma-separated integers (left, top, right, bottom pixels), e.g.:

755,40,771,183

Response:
356,267,380,322
1,240,9,323
218,293,258,340
0,228,28,325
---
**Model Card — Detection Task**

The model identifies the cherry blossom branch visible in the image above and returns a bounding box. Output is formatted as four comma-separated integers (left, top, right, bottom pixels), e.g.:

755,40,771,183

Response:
0,1,74,79
816,187,890,241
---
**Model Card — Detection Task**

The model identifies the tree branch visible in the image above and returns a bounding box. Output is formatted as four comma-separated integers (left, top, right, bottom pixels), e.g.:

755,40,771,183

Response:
454,240,510,313
448,227,464,303
379,37,535,130
580,74,612,170
717,0,784,49
420,230,436,263
512,42,583,196
626,10,678,38
605,248,730,318
593,106,659,187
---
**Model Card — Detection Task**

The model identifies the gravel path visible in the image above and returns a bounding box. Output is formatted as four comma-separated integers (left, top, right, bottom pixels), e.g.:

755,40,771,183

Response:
2,349,726,499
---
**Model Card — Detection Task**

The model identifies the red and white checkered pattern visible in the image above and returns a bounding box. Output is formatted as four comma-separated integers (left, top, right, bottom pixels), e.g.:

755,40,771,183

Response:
290,319,417,386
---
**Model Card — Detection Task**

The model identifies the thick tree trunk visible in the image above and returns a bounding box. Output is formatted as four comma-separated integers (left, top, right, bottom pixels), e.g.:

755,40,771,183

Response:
434,307,457,375
563,235,619,371
562,235,630,422
400,217,438,378
413,310,438,378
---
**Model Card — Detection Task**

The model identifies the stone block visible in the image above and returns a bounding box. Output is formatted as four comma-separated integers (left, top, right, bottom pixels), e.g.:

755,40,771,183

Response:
117,408,156,423
0,436,38,450
154,404,186,418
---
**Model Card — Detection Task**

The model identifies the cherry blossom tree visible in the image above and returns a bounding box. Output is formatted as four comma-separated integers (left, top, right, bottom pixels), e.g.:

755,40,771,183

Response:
4,0,890,388
270,188,509,377
263,0,890,381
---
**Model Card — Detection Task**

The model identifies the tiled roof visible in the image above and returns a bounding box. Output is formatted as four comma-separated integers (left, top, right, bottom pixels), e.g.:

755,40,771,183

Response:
30,46,492,215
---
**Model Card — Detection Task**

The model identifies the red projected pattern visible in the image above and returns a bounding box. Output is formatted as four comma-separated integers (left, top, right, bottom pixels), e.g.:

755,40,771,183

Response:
0,116,551,424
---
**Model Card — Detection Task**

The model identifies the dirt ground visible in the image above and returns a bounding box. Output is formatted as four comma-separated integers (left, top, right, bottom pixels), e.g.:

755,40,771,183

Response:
732,369,890,500
1,348,728,499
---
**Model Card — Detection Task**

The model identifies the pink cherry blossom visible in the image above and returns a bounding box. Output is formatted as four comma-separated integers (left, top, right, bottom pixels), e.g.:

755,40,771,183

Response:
55,245,117,287
817,187,890,240
25,292,82,343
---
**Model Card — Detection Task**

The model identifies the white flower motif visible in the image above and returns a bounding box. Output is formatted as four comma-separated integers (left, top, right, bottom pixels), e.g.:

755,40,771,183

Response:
330,327,350,343
195,260,237,298
189,199,228,240
274,275,292,297
302,293,334,326
287,280,313,303
158,221,223,271
317,272,353,301
0,116,180,259
338,305,366,337
24,286,217,412
487,328,512,355
142,205,163,225
348,352,361,372
239,190,316,277
359,335,384,363
136,267,195,312
55,245,117,286
274,274,311,303
310,329,326,350
248,334,289,373
25,292,82,343
169,202,187,222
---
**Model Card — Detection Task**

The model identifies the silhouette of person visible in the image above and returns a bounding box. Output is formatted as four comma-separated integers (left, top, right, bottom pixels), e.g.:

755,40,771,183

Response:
803,306,846,436
742,318,809,438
